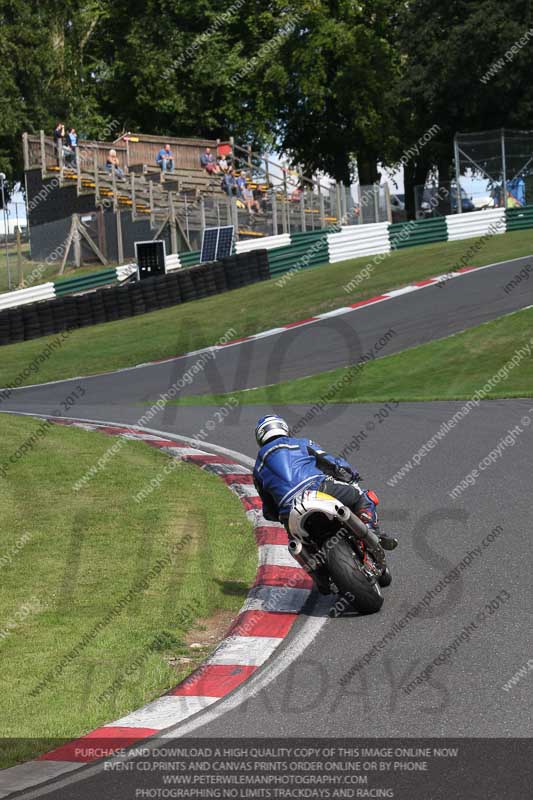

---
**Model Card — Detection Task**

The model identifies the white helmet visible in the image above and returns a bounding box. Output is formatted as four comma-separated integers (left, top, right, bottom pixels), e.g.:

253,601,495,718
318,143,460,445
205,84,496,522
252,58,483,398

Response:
255,415,289,446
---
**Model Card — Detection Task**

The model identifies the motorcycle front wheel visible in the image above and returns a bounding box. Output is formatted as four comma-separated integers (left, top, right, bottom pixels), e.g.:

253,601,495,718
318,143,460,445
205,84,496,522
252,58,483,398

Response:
327,538,383,614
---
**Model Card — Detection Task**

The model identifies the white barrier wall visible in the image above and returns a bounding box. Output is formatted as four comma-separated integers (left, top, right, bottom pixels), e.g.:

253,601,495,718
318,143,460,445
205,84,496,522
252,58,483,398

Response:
0,283,56,311
164,254,181,272
446,208,506,242
116,263,137,280
327,222,391,263
235,233,291,253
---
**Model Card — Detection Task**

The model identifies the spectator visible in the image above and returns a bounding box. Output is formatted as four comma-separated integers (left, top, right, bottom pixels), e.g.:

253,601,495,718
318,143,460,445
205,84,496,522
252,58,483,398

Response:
200,147,220,174
106,148,125,179
290,186,303,202
221,168,237,196
236,170,247,199
61,133,76,168
54,122,65,163
217,154,229,173
156,143,174,172
66,127,78,167
242,184,262,216
67,127,78,149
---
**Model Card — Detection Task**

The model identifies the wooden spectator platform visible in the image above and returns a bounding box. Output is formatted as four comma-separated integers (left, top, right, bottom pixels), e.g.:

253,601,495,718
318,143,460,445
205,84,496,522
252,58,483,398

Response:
22,130,339,258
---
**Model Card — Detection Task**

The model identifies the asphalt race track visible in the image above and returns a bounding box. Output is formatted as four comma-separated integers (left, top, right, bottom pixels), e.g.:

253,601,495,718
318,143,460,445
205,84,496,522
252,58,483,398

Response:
1,257,533,798
2,255,532,409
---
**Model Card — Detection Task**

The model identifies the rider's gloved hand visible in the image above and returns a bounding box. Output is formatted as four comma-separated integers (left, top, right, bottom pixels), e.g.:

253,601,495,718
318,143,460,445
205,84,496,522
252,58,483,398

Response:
336,466,360,484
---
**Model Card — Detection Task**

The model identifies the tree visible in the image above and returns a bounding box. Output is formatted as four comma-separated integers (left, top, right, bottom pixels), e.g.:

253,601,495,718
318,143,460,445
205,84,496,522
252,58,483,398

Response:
252,0,403,183
396,0,533,216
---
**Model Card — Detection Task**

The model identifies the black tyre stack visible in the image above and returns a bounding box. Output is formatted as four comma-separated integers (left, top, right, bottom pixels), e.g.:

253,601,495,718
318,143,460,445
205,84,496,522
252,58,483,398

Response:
89,291,107,325
117,286,133,319
129,283,146,316
75,294,93,328
8,308,25,343
161,273,181,307
0,248,272,347
0,311,10,346
22,305,41,341
63,296,79,329
102,287,120,321
139,277,160,313
176,269,197,302
38,300,56,337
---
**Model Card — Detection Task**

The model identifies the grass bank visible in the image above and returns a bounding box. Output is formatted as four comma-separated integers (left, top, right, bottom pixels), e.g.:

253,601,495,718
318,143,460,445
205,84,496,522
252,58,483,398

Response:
0,414,255,767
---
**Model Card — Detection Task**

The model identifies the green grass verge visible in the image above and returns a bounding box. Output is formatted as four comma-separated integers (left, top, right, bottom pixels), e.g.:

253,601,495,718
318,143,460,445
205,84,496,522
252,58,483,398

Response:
0,229,532,388
165,308,533,405
0,414,256,767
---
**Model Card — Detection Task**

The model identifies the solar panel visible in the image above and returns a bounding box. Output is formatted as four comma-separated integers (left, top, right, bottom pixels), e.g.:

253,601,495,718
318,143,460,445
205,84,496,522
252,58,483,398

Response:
216,225,234,259
135,240,166,280
200,226,234,263
200,228,219,263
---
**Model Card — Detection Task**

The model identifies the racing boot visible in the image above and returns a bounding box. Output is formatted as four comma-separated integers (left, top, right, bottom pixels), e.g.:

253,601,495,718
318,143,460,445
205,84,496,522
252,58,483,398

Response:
356,490,399,552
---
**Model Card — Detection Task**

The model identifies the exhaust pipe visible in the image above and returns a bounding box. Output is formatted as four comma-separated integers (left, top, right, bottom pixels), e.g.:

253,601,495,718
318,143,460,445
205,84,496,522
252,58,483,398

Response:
288,538,318,575
335,505,385,562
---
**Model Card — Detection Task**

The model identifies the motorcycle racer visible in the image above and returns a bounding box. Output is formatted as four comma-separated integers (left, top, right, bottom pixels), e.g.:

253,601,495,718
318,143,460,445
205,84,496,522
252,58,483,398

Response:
253,414,398,552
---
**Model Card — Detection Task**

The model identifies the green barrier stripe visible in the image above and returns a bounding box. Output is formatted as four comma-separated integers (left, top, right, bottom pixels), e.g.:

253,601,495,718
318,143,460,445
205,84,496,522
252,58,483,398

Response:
179,250,201,267
389,217,448,250
505,206,533,231
55,271,119,296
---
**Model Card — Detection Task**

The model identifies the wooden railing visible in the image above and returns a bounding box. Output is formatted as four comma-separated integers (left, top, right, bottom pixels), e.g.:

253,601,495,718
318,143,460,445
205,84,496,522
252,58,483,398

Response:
24,131,233,175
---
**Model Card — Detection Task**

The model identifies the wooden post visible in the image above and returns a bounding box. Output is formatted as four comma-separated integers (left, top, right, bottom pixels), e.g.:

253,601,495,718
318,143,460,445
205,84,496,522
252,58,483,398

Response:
168,192,178,253
116,208,124,263
58,139,64,184
76,152,82,195
111,164,118,211
271,190,278,236
22,133,30,172
280,198,286,235
300,191,306,232
149,181,154,228
319,191,325,229
199,195,206,235
230,196,239,237
59,217,75,274
384,182,392,223
130,172,136,220
93,152,100,202
40,130,46,177
73,215,82,267
16,227,24,288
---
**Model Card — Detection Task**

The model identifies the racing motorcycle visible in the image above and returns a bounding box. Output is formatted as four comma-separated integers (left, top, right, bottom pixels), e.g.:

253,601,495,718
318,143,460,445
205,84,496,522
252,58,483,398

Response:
287,489,391,614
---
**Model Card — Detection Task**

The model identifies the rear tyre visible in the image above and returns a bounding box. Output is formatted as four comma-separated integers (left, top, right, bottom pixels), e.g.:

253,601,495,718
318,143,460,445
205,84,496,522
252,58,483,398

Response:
327,538,383,614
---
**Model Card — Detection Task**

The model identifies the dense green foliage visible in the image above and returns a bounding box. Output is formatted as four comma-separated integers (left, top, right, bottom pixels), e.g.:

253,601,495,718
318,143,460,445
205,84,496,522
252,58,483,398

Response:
1,0,533,193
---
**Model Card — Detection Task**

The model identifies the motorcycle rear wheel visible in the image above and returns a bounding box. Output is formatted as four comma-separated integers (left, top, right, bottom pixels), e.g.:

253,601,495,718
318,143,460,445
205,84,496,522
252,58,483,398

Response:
327,538,383,614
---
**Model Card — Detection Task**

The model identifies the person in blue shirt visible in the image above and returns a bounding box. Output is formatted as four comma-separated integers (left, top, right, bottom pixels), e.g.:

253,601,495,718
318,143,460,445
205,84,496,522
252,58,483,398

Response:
253,415,398,551
236,171,247,200
156,144,174,172
221,168,237,196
